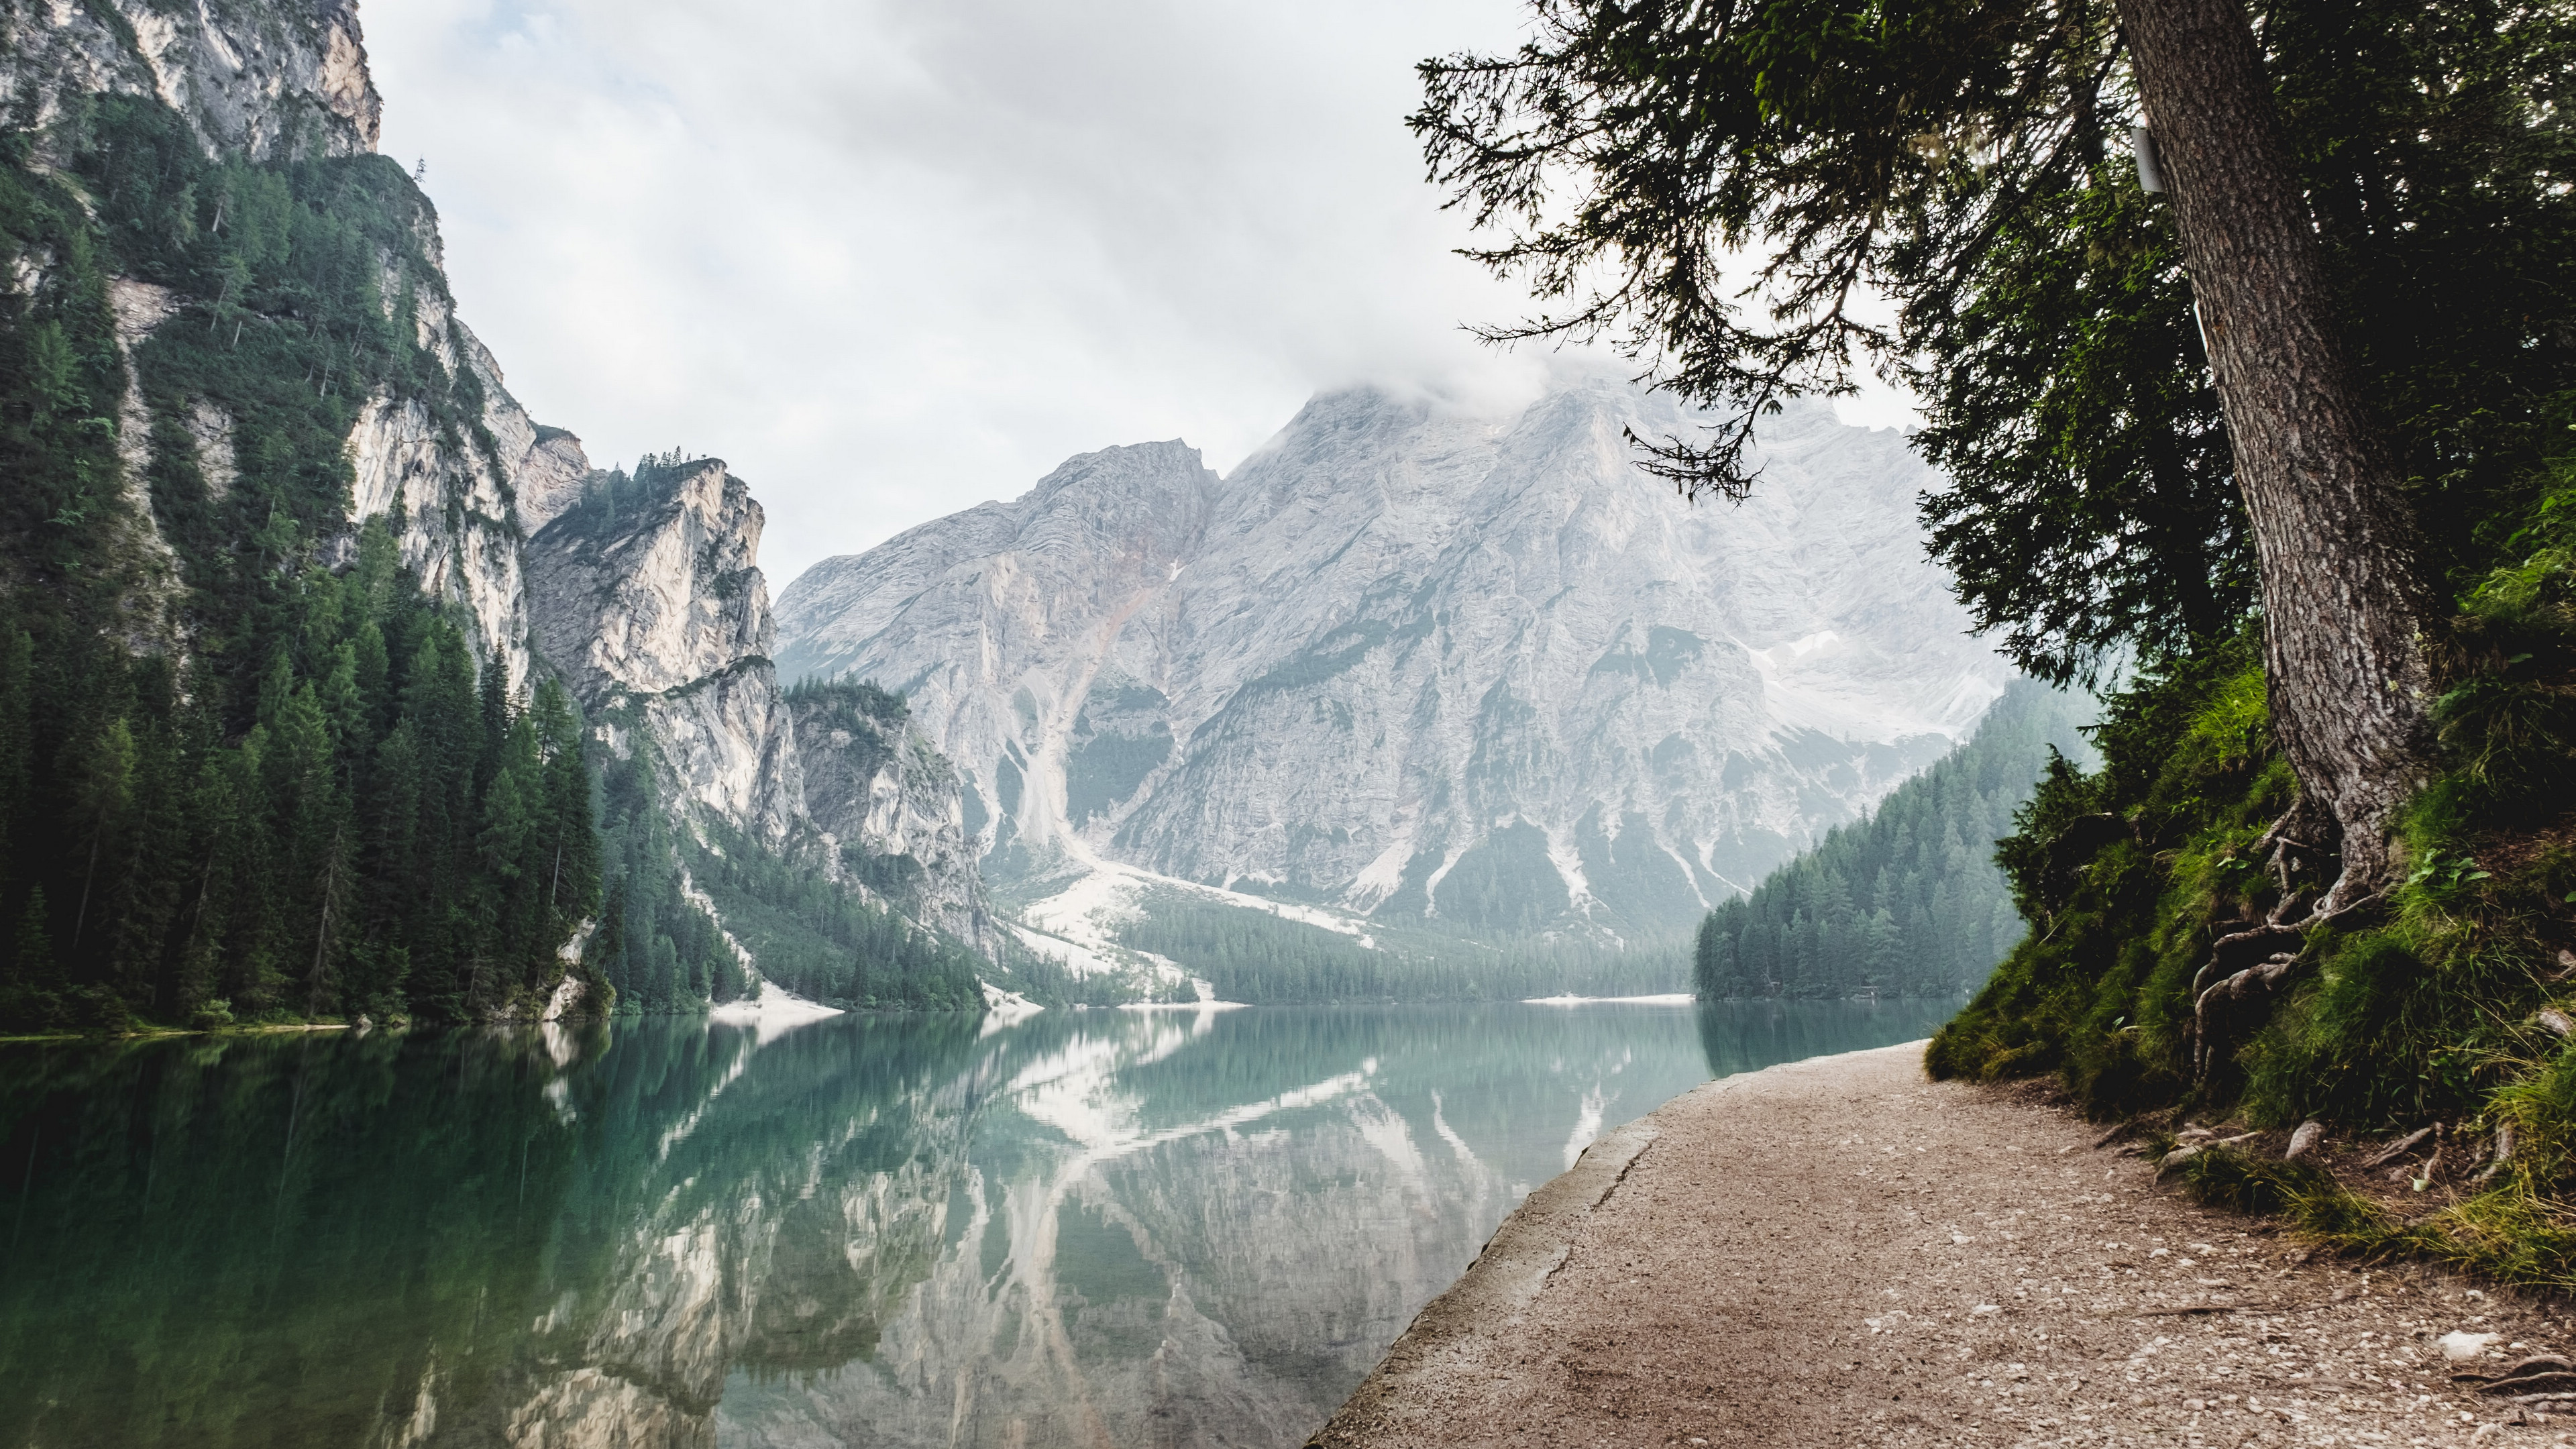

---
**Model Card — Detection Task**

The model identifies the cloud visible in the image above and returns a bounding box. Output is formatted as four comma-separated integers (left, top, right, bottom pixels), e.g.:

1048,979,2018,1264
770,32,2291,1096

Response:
368,0,1921,584
365,0,1572,584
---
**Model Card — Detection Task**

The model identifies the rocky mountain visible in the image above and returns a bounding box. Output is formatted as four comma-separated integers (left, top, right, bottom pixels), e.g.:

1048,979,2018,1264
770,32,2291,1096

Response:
775,376,2012,942
0,0,994,1027
788,680,990,947
528,459,806,845
525,461,989,947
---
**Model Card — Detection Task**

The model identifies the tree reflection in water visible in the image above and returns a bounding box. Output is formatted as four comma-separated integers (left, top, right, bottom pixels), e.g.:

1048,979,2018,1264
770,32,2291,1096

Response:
0,997,1951,1448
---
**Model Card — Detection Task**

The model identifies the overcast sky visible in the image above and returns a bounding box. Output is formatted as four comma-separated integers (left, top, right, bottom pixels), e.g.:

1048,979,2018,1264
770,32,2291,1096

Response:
368,0,1915,587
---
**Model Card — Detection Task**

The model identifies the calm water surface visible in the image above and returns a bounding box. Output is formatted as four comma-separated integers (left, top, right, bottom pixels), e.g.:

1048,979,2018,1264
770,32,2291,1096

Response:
0,998,1952,1448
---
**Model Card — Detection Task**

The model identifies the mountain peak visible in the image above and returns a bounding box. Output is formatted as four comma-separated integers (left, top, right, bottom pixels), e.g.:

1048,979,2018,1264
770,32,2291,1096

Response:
775,375,2009,938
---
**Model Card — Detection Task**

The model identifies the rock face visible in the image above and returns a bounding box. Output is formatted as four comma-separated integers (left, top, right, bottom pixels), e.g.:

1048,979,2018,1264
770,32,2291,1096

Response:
527,460,806,847
790,684,991,949
775,376,2013,936
523,462,991,943
0,0,382,161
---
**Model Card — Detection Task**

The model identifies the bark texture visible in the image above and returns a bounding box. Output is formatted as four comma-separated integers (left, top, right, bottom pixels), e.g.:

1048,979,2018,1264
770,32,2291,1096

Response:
2116,0,2440,898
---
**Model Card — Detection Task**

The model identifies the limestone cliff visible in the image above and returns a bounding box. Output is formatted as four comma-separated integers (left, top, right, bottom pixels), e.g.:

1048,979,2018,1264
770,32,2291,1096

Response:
527,458,805,846
0,0,382,162
523,460,993,948
337,315,576,692
790,682,991,949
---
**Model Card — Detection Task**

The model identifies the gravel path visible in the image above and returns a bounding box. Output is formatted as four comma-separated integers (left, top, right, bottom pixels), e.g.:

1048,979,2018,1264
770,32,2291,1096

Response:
1311,1042,2575,1448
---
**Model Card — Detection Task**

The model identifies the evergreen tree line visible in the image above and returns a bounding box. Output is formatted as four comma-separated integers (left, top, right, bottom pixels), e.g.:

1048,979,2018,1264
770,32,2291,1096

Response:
0,93,609,1032
0,521,600,1030
582,734,747,1015
1694,682,2094,1000
1116,895,1692,1004
678,818,985,1012
559,451,712,540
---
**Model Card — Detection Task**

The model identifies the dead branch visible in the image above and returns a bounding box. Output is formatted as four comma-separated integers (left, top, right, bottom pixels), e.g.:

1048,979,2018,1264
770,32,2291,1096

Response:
2359,1126,2436,1170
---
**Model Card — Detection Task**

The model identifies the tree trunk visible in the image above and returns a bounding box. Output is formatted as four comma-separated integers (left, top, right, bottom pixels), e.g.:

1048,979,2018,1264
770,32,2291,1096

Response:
2114,0,2440,900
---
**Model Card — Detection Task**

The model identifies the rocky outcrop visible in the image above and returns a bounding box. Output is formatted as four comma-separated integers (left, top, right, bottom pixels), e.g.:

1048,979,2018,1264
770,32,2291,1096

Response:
513,425,596,535
0,0,382,160
521,461,993,947
791,684,991,949
775,375,2015,937
526,459,805,846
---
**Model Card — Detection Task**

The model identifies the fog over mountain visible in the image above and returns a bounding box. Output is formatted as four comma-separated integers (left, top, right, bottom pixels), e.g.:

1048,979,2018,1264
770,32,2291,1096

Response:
775,375,2010,945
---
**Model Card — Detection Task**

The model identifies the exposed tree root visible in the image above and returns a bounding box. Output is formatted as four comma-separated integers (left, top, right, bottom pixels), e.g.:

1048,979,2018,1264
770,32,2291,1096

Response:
2186,859,2385,1081
2459,1358,2576,1396
2414,1126,2448,1187
2474,1124,2518,1185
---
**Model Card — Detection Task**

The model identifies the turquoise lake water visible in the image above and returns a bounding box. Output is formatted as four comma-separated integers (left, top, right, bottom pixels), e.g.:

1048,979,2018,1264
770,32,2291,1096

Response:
0,997,1955,1448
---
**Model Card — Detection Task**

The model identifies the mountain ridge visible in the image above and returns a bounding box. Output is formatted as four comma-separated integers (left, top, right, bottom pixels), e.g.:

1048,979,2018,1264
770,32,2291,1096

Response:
777,374,2014,953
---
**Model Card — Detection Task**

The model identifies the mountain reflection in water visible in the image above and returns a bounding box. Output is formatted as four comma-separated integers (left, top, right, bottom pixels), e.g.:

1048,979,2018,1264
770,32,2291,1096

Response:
0,998,1953,1448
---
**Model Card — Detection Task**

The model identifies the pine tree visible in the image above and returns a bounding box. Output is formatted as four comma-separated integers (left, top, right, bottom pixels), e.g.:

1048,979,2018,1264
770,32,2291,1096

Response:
68,717,137,953
0,627,30,899
8,885,54,998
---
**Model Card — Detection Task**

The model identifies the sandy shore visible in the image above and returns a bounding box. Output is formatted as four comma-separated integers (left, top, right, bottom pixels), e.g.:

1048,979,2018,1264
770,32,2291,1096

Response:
1311,1042,2575,1448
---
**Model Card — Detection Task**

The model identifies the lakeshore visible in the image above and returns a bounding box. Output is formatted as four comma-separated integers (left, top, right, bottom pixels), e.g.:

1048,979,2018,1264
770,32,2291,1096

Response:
1313,1043,2573,1448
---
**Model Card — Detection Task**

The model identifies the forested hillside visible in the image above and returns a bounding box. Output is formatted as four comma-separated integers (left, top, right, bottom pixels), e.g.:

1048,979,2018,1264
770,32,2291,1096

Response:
1693,682,2093,999
0,92,604,1031
0,33,1004,1031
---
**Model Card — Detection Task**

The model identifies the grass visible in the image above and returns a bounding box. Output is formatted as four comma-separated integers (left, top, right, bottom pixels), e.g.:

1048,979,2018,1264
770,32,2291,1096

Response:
1931,464,2576,1287
2171,1143,2576,1291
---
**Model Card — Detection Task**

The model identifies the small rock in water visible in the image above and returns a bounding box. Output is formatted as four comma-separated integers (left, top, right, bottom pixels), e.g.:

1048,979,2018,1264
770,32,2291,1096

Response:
2441,1331,2506,1362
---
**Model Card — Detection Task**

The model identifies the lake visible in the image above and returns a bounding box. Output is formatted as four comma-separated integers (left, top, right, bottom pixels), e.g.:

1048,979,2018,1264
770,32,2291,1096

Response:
0,998,1954,1448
